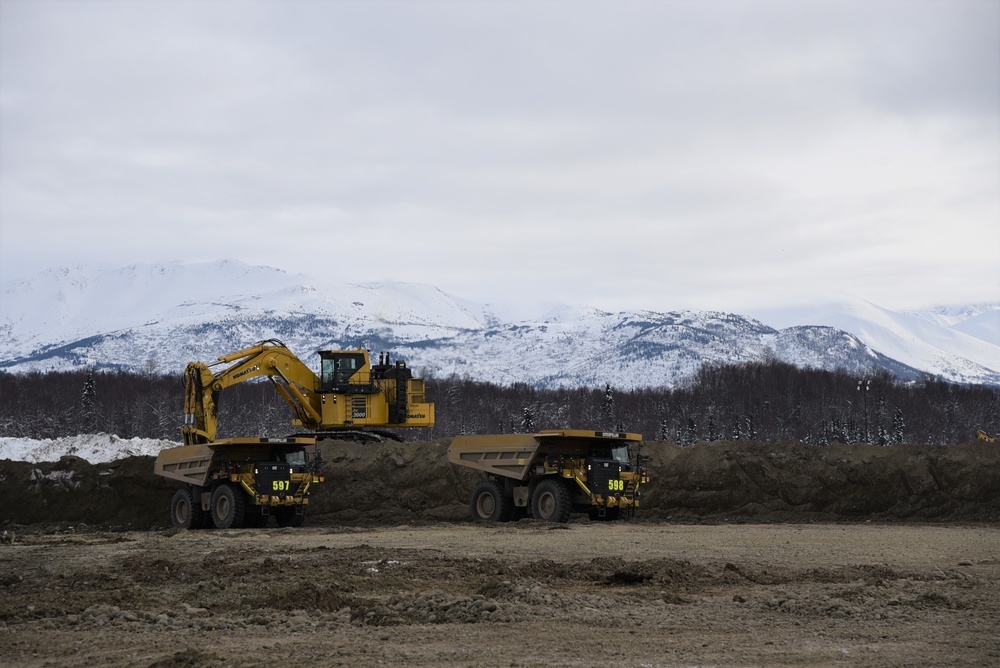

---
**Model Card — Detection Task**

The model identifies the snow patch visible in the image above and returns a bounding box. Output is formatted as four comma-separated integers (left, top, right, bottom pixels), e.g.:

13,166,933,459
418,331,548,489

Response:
30,468,80,488
0,433,177,464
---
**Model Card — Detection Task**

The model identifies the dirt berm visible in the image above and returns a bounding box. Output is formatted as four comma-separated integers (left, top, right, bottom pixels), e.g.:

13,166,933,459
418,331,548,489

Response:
1,439,998,528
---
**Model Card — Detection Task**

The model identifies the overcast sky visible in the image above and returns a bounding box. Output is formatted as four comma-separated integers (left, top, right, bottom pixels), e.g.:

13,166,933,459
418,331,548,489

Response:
1,0,997,314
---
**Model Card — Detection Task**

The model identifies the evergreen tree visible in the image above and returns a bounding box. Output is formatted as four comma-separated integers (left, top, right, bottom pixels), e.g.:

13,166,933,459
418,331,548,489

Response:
521,406,535,433
600,384,615,428
683,416,696,446
656,418,670,441
80,371,97,432
447,385,463,435
81,371,96,409
892,408,905,444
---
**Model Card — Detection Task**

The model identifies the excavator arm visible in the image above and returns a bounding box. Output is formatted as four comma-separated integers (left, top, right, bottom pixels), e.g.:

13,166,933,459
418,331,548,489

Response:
182,339,324,445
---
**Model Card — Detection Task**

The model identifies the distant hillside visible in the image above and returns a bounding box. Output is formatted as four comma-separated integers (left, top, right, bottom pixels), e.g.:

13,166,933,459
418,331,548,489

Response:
2,260,997,387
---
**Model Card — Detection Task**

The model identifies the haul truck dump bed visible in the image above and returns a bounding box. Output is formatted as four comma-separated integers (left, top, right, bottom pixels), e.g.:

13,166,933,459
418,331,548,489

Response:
448,430,650,523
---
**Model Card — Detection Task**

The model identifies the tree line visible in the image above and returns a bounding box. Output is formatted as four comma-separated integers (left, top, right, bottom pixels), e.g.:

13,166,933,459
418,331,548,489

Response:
0,361,997,445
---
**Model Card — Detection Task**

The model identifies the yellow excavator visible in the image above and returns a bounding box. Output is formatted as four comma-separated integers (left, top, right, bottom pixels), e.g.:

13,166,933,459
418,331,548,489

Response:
181,338,434,445
977,429,997,443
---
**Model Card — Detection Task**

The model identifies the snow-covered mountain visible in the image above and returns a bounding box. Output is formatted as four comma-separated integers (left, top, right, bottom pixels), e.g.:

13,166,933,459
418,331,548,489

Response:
906,304,1000,348
750,300,1000,386
1,261,997,388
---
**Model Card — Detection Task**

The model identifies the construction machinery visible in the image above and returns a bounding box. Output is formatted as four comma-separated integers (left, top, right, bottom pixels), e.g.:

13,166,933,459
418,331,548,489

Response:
181,339,434,445
155,339,434,529
977,429,997,443
448,430,650,523
155,437,323,529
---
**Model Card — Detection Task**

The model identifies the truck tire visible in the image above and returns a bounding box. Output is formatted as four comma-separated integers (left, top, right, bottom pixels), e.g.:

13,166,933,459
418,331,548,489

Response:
211,483,246,529
469,480,514,522
170,487,205,530
531,479,571,523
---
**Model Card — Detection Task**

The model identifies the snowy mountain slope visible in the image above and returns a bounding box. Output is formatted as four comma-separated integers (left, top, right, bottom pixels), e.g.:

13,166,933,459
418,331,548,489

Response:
905,303,999,329
1,261,305,347
395,310,927,389
906,304,1000,347
953,311,1000,346
0,261,486,363
1,261,996,387
751,298,1000,385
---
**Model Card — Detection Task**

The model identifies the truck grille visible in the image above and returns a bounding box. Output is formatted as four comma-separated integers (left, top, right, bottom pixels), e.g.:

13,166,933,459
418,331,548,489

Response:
252,463,300,497
588,458,627,495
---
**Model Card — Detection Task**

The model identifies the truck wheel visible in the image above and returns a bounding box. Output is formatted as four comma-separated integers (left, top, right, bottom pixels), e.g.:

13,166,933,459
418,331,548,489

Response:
211,483,246,529
531,479,571,523
170,488,204,529
469,480,514,522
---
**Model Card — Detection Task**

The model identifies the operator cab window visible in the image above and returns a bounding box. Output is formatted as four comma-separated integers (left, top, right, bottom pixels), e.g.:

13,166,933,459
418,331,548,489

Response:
320,352,366,391
282,450,306,466
587,442,631,463
610,445,630,463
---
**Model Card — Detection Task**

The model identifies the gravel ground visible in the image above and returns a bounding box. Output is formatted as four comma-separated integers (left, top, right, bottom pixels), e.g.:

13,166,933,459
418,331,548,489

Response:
2,522,998,667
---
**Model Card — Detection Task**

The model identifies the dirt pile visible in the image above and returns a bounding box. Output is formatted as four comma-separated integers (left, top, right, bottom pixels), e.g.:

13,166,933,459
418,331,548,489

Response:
642,440,1000,521
1,439,998,528
0,454,173,527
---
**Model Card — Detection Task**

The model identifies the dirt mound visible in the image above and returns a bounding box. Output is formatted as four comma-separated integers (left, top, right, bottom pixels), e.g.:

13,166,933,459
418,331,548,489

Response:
0,454,173,528
642,440,1000,522
2,439,998,528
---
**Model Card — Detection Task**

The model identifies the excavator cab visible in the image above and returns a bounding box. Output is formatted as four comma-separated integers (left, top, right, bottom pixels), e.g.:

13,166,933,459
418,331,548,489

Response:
319,351,369,392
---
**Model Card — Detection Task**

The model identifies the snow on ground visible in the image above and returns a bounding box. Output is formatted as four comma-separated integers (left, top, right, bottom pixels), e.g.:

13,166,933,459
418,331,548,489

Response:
0,433,177,464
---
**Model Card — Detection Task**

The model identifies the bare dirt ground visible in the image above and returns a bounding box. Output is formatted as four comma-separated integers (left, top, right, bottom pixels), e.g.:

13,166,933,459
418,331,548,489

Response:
2,522,998,667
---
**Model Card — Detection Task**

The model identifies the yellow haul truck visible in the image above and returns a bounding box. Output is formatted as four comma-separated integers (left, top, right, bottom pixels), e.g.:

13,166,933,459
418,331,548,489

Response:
156,339,435,528
448,430,650,523
155,437,322,529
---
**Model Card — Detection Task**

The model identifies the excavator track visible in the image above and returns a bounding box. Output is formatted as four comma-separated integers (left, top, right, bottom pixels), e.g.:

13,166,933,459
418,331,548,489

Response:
288,429,404,444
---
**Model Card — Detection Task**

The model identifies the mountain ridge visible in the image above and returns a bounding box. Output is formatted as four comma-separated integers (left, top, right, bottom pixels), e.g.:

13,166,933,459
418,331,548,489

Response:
2,260,997,388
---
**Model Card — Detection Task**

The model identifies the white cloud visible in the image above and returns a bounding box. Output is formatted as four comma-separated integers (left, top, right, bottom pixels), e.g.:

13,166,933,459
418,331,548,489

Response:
1,0,997,313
